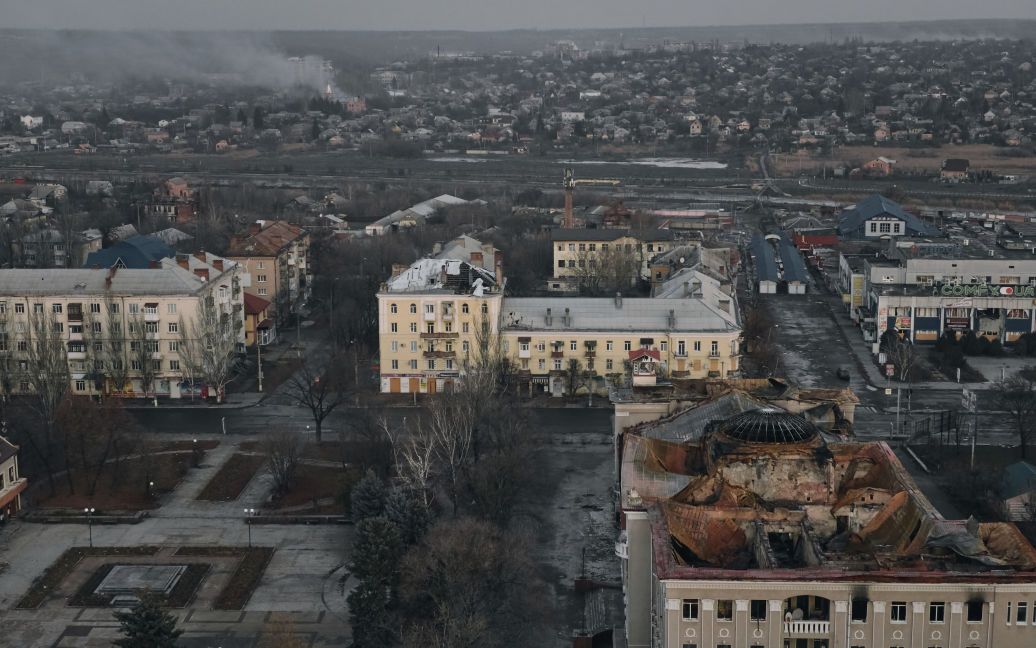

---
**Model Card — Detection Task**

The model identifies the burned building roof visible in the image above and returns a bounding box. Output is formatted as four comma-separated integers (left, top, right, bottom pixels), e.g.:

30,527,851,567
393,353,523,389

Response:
621,403,1036,583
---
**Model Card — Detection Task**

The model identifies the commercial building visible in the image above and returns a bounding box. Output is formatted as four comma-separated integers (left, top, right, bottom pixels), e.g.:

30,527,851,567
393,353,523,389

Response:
614,379,1036,648
750,234,809,294
837,194,940,240
0,253,246,399
226,220,311,326
848,237,1036,351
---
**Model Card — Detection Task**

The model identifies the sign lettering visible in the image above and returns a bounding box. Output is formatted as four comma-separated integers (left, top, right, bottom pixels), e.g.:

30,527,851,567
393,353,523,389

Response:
933,283,1036,298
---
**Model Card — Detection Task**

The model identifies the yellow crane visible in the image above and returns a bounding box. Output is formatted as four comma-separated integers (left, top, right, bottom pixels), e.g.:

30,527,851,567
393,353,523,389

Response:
563,167,621,228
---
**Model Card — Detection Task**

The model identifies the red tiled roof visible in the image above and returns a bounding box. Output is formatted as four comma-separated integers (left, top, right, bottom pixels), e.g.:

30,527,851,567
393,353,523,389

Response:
227,221,305,257
629,348,661,361
243,292,271,315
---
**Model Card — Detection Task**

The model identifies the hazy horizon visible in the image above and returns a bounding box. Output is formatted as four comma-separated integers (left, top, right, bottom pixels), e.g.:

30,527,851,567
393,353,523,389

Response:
8,1,1036,32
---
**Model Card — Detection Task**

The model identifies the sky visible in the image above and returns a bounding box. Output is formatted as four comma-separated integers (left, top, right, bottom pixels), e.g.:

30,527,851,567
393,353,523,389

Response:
7,0,1036,31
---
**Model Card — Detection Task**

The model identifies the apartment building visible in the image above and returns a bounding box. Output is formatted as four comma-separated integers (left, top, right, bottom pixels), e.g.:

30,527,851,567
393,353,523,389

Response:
549,228,676,291
226,220,311,326
614,383,1036,648
377,235,504,394
0,435,26,521
0,253,246,400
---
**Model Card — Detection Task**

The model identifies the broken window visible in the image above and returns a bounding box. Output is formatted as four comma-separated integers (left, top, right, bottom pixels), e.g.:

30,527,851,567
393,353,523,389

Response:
716,600,733,621
750,599,766,621
890,601,907,623
966,600,983,623
851,598,868,623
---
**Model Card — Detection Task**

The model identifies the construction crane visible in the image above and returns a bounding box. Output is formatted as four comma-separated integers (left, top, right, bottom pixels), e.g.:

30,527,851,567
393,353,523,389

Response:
563,167,621,228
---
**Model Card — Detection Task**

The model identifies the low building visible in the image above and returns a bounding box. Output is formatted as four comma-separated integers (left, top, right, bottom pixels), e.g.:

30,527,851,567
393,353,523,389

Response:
837,194,940,240
226,220,311,326
365,194,474,236
615,385,1036,648
862,156,896,176
84,235,174,269
750,234,809,294
243,293,275,347
0,436,27,521
941,158,971,182
16,228,102,268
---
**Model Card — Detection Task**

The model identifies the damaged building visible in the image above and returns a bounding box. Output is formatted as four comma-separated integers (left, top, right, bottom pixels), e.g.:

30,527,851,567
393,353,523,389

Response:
615,380,1036,648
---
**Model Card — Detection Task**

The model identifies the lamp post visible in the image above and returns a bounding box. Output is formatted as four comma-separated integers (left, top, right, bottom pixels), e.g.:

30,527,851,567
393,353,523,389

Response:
147,481,154,498
84,507,96,547
244,508,258,547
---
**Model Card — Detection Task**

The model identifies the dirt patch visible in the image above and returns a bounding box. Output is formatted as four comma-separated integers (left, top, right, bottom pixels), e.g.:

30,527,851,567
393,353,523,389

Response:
174,546,274,610
34,453,194,511
267,465,358,514
196,454,265,502
772,144,1036,177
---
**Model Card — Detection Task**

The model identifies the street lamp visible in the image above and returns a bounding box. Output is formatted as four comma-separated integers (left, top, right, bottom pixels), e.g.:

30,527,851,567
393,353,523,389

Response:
84,508,96,547
147,481,155,497
244,508,258,547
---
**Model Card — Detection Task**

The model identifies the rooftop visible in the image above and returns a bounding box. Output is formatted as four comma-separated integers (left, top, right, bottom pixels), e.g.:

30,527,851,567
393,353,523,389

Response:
551,227,675,242
226,220,306,257
500,296,738,333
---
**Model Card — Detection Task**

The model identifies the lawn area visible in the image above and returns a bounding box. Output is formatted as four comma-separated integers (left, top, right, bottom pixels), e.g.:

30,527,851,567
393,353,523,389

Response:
34,452,195,511
196,453,265,502
267,464,359,514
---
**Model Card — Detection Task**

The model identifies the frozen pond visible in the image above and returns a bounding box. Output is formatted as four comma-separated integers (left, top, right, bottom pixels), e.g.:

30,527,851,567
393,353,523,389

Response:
558,157,728,170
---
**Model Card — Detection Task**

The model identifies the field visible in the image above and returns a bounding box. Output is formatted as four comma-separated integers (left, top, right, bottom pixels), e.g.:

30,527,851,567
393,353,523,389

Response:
770,144,1036,177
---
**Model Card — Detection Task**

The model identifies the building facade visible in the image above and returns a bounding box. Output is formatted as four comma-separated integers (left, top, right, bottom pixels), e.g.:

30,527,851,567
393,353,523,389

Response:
615,389,1036,648
550,228,677,291
0,436,26,521
0,254,246,400
227,220,311,326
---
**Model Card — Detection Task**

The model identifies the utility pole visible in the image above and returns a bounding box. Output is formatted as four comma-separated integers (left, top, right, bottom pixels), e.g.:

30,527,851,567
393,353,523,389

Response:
257,341,263,392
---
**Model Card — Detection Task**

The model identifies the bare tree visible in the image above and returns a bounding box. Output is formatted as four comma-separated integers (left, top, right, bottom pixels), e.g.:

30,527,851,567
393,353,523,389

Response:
427,391,477,515
385,415,436,510
128,314,158,398
284,357,348,442
178,294,241,403
263,429,301,497
570,245,641,296
23,307,70,445
992,372,1036,459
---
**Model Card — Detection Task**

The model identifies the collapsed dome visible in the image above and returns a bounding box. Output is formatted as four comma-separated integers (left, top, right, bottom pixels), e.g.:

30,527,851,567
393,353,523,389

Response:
717,408,820,444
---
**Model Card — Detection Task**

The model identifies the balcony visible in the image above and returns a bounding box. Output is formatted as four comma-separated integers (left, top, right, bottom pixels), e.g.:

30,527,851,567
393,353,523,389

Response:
67,311,83,322
423,311,436,322
144,311,160,322
67,351,86,360
423,350,456,359
784,620,830,637
550,350,564,359
708,351,721,358
419,332,458,339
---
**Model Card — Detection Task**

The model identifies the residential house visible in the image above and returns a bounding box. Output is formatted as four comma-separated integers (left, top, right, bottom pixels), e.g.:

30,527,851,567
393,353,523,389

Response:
243,293,275,346
941,158,971,182
84,235,174,269
226,220,311,326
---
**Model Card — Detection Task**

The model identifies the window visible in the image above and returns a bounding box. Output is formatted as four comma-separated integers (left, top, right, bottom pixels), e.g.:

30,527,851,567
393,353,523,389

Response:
879,222,892,233
427,359,435,370
538,359,545,370
258,288,269,296
890,602,907,623
75,380,86,391
553,359,562,371
15,303,24,313
109,303,119,314
929,602,945,624
131,360,142,371
480,303,488,315
391,360,399,369
462,304,469,314
409,323,417,333
716,600,733,621
390,303,398,314
680,644,697,648
89,303,101,313
257,274,267,283
570,341,577,351
167,303,177,314
693,340,701,352
606,359,613,370
1007,602,1012,624
52,303,62,313
677,340,686,356
92,322,101,333
257,261,265,269
623,340,631,351
409,304,417,314
710,340,719,355
168,322,179,333
426,323,435,334
424,304,434,315
750,600,766,621
605,341,613,351
851,598,868,623
966,600,983,623
169,360,180,371
129,303,139,314
168,341,179,352
683,597,700,617
390,323,398,333
660,341,668,351
462,341,470,353
151,359,161,370
33,303,43,313
1017,602,1028,624
408,360,418,370
145,322,158,333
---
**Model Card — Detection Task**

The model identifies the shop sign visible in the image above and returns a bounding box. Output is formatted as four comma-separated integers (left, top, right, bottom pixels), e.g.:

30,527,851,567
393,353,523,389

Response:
934,283,1036,298
945,317,970,330
895,316,911,329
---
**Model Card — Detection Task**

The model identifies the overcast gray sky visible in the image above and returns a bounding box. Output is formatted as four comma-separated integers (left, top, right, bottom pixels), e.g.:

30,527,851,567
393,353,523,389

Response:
8,0,1036,31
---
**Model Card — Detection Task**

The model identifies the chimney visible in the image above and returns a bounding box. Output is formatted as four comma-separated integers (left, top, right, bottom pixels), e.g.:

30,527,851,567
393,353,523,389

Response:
194,268,209,281
391,263,407,279
176,254,190,270
212,258,224,272
615,291,623,308
249,221,263,235
470,251,483,266
719,299,731,313
564,307,571,327
432,241,443,255
545,307,553,326
194,251,207,262
105,266,116,288
667,309,676,328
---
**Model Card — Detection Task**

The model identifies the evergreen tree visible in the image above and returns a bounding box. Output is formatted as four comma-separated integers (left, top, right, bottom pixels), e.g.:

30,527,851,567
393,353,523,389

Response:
347,580,394,647
351,516,402,587
113,595,183,648
384,487,430,546
350,469,386,522
252,106,264,131
236,108,248,126
311,118,321,141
